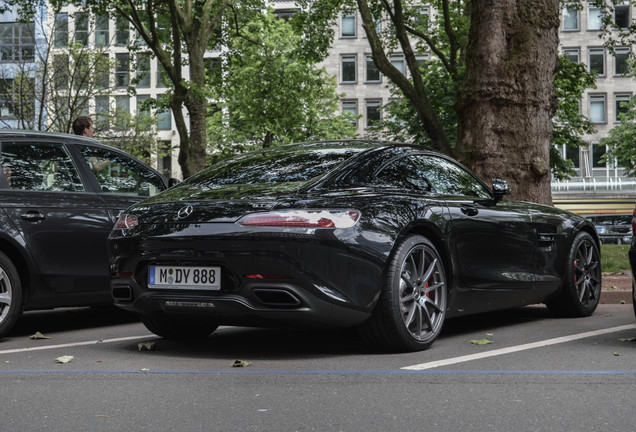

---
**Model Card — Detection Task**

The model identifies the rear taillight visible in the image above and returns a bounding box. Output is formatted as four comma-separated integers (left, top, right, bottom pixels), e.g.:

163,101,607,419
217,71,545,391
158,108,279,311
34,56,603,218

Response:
114,214,138,230
239,210,360,229
632,208,636,235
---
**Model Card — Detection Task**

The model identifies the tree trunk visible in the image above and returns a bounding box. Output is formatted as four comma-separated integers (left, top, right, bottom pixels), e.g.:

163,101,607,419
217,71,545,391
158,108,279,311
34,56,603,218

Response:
456,0,559,205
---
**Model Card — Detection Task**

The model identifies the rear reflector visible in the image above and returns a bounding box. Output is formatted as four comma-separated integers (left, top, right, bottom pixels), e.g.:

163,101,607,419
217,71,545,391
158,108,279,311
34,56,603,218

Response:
245,274,290,279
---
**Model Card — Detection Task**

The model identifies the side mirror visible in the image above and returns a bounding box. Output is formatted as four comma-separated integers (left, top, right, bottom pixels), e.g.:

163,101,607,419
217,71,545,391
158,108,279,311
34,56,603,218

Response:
492,178,511,202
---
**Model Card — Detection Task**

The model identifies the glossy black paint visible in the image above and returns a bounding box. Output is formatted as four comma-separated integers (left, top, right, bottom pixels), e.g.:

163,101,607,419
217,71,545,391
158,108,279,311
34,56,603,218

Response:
0,130,169,312
109,140,599,331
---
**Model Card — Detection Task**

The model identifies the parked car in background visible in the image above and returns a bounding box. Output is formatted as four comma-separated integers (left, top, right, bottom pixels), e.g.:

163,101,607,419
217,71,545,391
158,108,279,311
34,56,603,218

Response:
0,130,176,338
109,140,602,352
584,213,632,244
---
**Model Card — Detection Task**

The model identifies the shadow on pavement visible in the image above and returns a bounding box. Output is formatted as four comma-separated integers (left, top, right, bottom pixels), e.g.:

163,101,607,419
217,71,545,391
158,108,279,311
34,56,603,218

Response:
115,306,554,360
9,306,141,338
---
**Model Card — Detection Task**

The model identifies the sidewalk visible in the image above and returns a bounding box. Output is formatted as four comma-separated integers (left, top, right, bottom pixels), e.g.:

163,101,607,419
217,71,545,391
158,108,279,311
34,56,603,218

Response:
601,273,633,304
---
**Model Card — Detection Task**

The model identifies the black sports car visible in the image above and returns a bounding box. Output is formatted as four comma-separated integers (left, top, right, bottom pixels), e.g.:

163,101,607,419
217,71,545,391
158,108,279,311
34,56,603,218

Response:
109,140,602,351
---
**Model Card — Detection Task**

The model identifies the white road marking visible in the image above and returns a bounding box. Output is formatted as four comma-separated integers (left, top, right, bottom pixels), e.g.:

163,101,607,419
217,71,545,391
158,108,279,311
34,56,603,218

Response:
402,324,636,371
0,335,155,355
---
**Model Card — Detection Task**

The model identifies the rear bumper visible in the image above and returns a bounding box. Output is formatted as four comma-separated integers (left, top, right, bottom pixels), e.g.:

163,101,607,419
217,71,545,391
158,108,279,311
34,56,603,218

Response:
111,276,371,328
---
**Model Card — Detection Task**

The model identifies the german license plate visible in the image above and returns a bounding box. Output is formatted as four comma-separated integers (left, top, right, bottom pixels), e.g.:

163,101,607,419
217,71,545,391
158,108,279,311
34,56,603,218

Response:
148,265,221,290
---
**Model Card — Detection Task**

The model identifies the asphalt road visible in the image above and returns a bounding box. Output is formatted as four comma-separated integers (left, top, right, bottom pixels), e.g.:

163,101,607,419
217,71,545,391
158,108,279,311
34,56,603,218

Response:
1,304,635,432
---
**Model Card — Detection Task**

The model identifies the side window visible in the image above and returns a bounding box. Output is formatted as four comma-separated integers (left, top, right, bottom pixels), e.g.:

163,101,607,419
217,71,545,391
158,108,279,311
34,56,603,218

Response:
375,154,491,199
375,156,433,191
76,145,165,197
1,141,84,192
412,155,491,199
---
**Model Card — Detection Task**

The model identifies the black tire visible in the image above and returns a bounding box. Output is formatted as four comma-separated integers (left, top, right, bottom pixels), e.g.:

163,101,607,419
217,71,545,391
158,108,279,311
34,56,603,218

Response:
546,232,601,317
358,234,447,352
0,251,21,339
141,316,219,339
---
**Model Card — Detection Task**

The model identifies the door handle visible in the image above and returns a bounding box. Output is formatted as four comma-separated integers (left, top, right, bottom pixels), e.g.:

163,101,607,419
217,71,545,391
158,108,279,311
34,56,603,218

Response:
460,205,479,216
21,211,46,222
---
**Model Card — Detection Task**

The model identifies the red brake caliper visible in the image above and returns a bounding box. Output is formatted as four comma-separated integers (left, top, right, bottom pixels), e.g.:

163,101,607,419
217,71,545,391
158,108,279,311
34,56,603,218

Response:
574,259,578,286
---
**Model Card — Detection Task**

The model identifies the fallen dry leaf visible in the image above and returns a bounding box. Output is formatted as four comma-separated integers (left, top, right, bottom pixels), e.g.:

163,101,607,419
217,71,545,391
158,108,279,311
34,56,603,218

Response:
30,331,51,340
470,339,494,345
138,342,157,351
232,360,252,368
54,355,74,364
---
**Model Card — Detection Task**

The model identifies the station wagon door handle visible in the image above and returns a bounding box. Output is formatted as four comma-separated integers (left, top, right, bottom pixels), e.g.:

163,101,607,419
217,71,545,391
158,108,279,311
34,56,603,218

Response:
21,211,46,222
460,205,479,216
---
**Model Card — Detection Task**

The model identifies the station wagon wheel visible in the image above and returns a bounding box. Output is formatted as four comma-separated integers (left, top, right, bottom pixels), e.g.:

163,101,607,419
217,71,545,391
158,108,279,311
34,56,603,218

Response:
546,232,601,317
0,252,22,339
141,316,219,340
358,234,447,352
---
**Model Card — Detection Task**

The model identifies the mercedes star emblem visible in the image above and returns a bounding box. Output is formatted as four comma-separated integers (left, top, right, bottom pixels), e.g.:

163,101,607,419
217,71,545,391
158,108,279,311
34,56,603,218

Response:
176,205,194,220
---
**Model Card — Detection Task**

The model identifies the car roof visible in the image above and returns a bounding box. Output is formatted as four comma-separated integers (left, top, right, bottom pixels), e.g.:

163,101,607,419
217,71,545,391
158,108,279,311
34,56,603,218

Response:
0,129,133,154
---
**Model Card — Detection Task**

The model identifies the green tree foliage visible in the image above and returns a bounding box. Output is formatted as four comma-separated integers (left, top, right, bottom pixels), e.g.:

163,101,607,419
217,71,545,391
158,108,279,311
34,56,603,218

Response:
207,10,357,158
551,55,597,180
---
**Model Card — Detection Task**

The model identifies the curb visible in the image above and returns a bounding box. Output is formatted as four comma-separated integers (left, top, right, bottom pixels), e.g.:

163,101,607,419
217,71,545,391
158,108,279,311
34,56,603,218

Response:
600,290,633,304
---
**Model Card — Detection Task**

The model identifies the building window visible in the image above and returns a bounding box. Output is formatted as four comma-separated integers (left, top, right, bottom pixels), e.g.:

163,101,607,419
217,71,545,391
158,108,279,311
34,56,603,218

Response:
115,16,130,46
157,108,172,130
115,96,130,128
115,53,129,88
588,48,604,76
341,54,357,83
95,96,110,130
136,53,151,88
74,12,89,46
615,93,631,122
157,65,168,88
95,53,110,89
366,99,381,128
55,13,68,48
390,54,406,75
274,9,297,20
615,1,630,28
53,54,69,90
589,94,606,123
587,2,602,30
341,12,356,37
136,94,149,116
0,79,15,119
562,4,579,30
95,14,109,47
342,100,358,127
0,22,35,62
592,143,606,168
565,144,580,169
157,140,172,176
614,47,629,76
365,55,380,82
563,48,580,63
416,7,430,28
415,53,430,70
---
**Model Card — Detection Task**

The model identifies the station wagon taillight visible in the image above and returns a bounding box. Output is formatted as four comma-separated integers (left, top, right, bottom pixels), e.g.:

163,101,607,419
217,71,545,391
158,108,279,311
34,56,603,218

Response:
114,214,138,230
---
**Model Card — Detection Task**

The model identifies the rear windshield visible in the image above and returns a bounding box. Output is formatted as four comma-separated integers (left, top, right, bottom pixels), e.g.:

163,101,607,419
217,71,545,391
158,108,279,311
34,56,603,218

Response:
187,143,371,186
